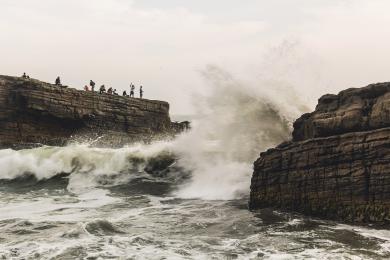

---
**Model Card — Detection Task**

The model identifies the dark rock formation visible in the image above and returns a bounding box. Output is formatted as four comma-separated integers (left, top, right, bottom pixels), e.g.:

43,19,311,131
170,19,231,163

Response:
0,75,186,148
250,82,390,224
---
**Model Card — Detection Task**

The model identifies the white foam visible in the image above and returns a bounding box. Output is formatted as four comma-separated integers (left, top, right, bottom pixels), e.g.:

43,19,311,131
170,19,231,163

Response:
0,142,172,192
0,189,119,222
169,66,307,200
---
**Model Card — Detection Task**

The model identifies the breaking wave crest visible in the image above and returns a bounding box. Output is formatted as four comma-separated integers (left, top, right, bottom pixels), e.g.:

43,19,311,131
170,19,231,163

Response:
0,143,178,193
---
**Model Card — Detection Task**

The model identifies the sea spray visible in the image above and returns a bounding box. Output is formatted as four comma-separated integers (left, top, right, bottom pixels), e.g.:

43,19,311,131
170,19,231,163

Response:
172,65,307,200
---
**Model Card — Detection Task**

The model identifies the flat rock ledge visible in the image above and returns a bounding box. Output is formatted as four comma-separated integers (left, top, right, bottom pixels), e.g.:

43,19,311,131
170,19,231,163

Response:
0,75,187,149
250,82,390,224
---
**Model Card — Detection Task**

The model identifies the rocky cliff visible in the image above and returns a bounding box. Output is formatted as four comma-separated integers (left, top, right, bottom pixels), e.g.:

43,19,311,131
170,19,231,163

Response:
250,82,390,224
0,75,186,148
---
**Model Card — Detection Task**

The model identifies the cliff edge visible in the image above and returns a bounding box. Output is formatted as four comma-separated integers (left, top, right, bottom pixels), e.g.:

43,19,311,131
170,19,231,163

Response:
0,75,186,148
250,82,390,224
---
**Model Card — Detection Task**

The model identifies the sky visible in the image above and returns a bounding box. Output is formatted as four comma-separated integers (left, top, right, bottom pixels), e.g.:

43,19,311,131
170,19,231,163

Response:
1,0,390,115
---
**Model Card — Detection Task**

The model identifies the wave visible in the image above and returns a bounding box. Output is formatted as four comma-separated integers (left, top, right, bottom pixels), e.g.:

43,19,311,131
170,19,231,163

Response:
0,143,181,193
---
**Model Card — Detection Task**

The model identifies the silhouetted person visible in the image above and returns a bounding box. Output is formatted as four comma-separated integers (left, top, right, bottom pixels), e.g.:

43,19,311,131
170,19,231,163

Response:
99,85,106,94
130,84,135,98
139,86,143,99
22,72,27,79
90,80,95,92
107,87,113,94
55,77,61,86
123,90,127,96
113,89,118,95
26,75,30,79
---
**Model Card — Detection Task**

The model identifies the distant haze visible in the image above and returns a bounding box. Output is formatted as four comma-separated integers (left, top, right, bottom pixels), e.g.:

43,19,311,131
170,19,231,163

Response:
1,0,390,114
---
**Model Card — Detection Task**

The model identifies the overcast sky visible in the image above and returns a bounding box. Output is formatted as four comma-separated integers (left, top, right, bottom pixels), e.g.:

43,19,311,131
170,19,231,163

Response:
1,0,390,114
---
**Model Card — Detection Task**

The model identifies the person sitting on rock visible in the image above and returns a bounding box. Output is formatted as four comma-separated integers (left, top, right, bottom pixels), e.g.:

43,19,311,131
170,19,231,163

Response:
113,89,118,95
123,90,127,96
90,80,95,92
22,72,27,79
139,86,144,99
99,85,106,94
55,76,61,86
107,87,113,94
84,85,89,91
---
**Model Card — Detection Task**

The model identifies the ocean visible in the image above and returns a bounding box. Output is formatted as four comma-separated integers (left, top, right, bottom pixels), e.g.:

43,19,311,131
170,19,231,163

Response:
0,144,389,259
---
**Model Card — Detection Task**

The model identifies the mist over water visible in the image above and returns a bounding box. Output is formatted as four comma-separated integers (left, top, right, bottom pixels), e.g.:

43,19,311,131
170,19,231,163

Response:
172,65,307,199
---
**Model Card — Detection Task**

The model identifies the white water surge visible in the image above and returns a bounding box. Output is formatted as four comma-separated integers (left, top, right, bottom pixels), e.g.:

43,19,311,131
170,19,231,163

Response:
0,143,172,193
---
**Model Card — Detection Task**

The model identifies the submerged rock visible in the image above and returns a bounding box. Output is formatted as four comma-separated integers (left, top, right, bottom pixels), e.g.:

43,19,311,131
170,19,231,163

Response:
0,75,188,148
250,82,390,224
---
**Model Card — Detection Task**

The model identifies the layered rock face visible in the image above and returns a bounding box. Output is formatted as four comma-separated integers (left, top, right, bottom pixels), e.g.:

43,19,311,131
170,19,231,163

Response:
0,75,185,148
250,83,390,224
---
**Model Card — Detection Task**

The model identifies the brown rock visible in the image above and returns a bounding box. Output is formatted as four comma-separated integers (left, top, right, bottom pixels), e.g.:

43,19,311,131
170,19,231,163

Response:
250,82,390,224
0,75,186,148
292,82,390,141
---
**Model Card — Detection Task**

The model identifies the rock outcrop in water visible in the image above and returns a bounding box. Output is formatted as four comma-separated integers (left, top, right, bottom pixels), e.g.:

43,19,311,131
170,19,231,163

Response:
250,82,390,224
0,75,187,148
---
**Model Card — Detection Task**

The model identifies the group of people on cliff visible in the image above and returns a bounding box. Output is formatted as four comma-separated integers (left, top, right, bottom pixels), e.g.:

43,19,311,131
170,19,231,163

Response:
21,74,145,99
85,80,144,99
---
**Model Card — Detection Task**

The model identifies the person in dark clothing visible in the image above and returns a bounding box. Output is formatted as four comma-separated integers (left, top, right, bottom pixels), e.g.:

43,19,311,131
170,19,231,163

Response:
55,77,61,86
107,87,113,94
99,85,106,94
123,90,127,96
113,89,118,95
22,72,27,79
130,84,135,98
90,80,95,92
139,86,144,99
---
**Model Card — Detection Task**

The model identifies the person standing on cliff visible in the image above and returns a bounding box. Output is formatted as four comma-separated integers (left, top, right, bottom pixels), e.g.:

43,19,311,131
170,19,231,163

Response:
22,72,27,79
90,80,95,92
129,84,135,98
139,86,143,99
55,77,61,86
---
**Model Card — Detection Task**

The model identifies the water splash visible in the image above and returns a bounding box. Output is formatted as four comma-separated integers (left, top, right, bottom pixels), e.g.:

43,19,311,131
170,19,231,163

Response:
172,65,307,200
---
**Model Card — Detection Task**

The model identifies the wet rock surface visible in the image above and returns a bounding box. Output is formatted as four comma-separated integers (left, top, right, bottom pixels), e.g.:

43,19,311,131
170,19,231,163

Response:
0,75,186,148
250,82,390,224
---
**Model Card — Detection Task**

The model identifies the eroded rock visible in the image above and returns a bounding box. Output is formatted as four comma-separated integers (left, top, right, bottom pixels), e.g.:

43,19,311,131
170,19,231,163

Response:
250,82,390,224
0,75,185,148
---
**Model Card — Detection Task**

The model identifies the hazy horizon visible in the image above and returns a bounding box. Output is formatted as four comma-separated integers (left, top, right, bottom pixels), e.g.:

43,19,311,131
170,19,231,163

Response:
1,0,390,114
